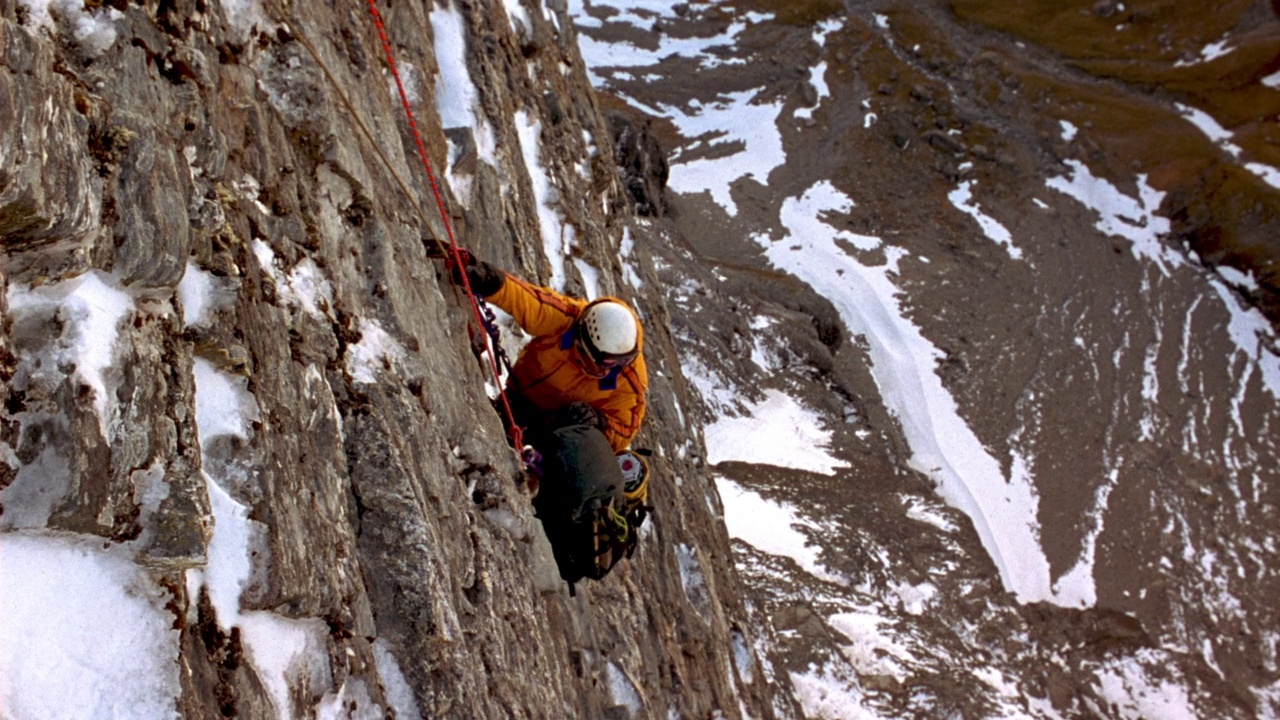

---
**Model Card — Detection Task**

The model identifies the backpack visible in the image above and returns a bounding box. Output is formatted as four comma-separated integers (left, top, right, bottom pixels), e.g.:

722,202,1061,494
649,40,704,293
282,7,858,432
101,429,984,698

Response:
590,449,653,577
530,425,654,593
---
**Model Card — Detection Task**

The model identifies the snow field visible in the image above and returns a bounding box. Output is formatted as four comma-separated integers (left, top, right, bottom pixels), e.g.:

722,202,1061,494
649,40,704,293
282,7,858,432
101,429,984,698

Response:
788,664,879,720
217,0,266,40
606,662,644,716
251,238,334,319
0,534,182,720
1176,103,1241,156
384,61,422,108
178,260,233,327
660,90,787,217
1,274,135,531
569,1,783,217
372,639,423,718
713,475,847,587
569,1,769,83
704,389,848,476
1091,652,1199,720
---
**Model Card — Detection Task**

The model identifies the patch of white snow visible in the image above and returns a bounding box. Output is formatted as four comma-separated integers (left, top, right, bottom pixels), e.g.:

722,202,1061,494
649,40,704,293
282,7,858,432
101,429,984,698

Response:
704,389,847,475
6,271,134,439
714,475,847,586
515,110,571,290
0,533,182,720
948,181,1022,260
1175,103,1242,157
1046,160,1177,276
345,319,406,385
431,4,498,171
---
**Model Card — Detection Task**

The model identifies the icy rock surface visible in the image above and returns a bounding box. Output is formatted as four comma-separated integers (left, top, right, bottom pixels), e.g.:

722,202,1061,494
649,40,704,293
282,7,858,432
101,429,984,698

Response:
1,2,766,718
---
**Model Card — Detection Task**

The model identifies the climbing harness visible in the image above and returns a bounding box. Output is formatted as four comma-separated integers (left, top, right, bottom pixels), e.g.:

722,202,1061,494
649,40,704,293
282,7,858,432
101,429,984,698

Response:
579,450,655,590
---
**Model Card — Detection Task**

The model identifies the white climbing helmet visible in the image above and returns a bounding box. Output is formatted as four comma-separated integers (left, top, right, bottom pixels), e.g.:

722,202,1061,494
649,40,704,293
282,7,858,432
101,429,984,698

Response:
578,300,639,362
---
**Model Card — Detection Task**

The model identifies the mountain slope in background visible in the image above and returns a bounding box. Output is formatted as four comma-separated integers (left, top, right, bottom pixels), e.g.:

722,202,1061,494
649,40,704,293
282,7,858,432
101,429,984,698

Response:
570,0,1280,717
1,1,778,718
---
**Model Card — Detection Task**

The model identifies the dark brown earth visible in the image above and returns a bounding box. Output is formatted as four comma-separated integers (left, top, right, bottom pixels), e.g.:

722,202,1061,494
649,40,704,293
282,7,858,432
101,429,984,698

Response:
577,0,1280,717
951,0,1280,324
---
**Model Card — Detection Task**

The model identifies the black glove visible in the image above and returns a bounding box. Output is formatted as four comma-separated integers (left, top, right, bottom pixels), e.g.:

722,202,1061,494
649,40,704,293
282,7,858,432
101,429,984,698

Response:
555,401,605,431
429,245,505,297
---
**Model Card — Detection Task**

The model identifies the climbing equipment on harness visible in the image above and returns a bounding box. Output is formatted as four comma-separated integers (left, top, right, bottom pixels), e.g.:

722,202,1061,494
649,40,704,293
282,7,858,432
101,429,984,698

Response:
616,449,649,504
563,447,655,593
583,488,652,592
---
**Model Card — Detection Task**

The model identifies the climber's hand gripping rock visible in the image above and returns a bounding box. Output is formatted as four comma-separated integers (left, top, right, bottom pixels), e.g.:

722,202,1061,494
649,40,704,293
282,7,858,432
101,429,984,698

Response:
425,243,505,297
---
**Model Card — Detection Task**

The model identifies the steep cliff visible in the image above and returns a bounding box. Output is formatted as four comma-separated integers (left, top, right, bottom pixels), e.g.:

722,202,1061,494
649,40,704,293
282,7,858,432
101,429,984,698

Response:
1,1,777,717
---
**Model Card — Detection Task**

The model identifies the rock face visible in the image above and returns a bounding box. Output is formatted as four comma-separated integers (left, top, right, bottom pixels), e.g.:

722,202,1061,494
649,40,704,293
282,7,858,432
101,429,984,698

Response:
1,2,774,718
607,109,670,217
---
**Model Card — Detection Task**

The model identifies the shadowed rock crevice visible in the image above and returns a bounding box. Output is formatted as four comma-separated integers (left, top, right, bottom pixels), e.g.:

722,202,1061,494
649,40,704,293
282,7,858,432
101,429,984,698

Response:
608,109,670,218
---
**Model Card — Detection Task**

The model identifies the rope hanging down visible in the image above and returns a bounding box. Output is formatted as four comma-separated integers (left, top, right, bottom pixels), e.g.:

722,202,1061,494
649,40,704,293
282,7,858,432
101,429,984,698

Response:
365,0,525,453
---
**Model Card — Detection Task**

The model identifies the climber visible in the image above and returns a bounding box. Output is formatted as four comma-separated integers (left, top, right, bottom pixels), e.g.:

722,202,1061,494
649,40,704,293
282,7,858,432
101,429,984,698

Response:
435,247,648,455
431,246,652,587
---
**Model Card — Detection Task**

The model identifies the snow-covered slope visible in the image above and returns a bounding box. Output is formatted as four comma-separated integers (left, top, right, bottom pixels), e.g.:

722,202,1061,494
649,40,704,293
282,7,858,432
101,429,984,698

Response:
571,0,1280,717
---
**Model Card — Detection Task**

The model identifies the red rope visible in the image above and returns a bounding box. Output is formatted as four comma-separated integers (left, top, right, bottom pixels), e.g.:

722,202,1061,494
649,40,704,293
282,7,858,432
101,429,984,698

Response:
365,0,525,453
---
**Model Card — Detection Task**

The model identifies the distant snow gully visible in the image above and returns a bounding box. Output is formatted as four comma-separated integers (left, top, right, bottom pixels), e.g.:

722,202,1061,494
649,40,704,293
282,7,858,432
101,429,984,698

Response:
727,181,1054,604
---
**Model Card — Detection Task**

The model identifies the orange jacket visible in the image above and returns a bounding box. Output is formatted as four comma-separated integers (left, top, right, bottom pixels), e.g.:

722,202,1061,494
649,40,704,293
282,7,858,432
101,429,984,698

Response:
487,274,648,452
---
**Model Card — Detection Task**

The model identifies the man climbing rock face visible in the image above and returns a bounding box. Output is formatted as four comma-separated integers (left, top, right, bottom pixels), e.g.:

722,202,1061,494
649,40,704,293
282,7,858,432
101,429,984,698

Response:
434,247,652,587
443,248,648,454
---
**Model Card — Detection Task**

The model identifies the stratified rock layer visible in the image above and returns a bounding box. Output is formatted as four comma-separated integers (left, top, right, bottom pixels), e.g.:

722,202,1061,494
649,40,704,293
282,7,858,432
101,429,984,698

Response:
0,2,776,717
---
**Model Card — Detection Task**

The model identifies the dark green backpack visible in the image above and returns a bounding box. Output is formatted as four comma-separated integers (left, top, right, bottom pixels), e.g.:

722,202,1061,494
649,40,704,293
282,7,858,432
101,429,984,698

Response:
532,425,652,593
